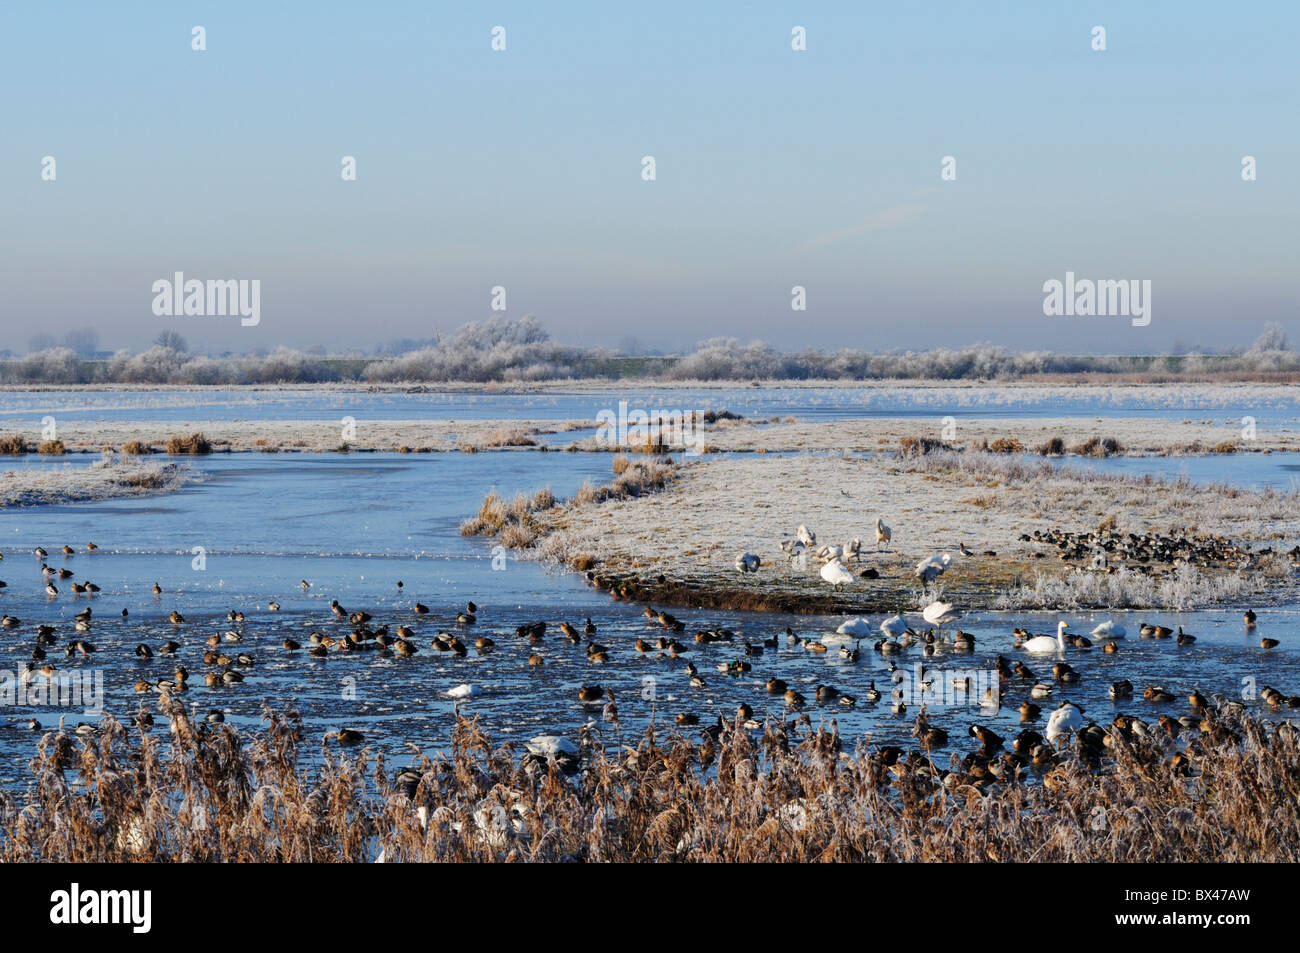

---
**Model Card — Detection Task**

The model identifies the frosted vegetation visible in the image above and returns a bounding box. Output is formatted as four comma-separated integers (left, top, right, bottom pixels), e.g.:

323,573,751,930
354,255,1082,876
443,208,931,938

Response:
2,319,1296,385
0,454,192,506
993,563,1272,612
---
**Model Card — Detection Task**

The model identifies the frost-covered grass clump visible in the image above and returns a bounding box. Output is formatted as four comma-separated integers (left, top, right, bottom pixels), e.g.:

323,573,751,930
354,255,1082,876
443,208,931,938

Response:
993,563,1284,611
0,455,193,506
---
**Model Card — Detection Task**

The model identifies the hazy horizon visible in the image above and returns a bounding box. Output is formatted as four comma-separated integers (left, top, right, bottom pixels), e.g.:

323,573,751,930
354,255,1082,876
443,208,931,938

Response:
3,1,1296,356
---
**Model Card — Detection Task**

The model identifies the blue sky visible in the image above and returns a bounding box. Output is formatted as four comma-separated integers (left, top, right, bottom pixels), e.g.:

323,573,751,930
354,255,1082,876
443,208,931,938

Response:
1,1,1295,354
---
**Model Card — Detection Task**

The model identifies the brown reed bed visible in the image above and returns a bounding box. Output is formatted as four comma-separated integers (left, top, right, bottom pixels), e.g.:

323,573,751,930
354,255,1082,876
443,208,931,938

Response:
165,432,212,455
2,700,1296,862
1071,435,1124,457
479,427,537,448
898,435,957,457
0,434,31,455
460,485,561,546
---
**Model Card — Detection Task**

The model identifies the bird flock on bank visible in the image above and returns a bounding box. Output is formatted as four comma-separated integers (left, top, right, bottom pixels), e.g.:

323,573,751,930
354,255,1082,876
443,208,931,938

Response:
737,520,1272,594
738,518,984,590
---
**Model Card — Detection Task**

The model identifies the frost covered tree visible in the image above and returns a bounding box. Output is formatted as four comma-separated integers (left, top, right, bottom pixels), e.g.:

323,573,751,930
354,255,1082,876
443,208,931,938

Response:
1249,322,1291,353
154,330,189,353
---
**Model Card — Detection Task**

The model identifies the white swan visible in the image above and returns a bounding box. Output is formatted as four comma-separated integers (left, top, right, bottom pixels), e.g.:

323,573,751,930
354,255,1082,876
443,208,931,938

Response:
1091,620,1126,639
914,552,953,582
820,558,855,587
1046,702,1084,742
879,615,907,639
817,544,843,563
780,539,806,561
797,524,816,547
525,735,577,757
836,617,873,636
1022,621,1068,653
921,601,958,627
820,632,858,645
843,538,861,563
734,552,761,573
446,684,482,699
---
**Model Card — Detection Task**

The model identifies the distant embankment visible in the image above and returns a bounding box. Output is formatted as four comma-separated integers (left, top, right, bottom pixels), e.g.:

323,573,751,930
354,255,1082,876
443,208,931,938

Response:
3,346,1299,386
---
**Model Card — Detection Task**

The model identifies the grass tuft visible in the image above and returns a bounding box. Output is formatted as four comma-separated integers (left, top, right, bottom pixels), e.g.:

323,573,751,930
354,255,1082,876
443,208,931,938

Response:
0,435,32,455
165,432,211,455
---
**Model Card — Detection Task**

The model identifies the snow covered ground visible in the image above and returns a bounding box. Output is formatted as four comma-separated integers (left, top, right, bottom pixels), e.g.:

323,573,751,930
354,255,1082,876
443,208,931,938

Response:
0,457,193,507
0,412,1288,455
530,451,1300,612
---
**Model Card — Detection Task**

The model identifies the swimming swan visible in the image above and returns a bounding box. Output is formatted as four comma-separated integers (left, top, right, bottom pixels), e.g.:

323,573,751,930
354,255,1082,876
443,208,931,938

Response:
1091,620,1126,639
880,615,907,639
836,617,873,636
921,601,958,628
1022,621,1068,653
1045,701,1084,742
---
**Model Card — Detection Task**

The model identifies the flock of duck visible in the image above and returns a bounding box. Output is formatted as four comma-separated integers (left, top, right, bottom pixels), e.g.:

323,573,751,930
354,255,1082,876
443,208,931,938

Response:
590,603,1289,764
1024,528,1264,574
0,544,499,736
0,540,1291,779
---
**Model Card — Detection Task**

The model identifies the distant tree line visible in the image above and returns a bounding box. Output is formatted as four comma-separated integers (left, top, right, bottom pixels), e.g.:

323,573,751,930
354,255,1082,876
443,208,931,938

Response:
1,318,1295,384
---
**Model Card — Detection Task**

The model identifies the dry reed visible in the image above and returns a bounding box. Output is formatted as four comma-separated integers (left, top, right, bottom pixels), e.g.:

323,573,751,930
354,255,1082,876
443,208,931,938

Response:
2,701,1295,862
165,432,212,455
